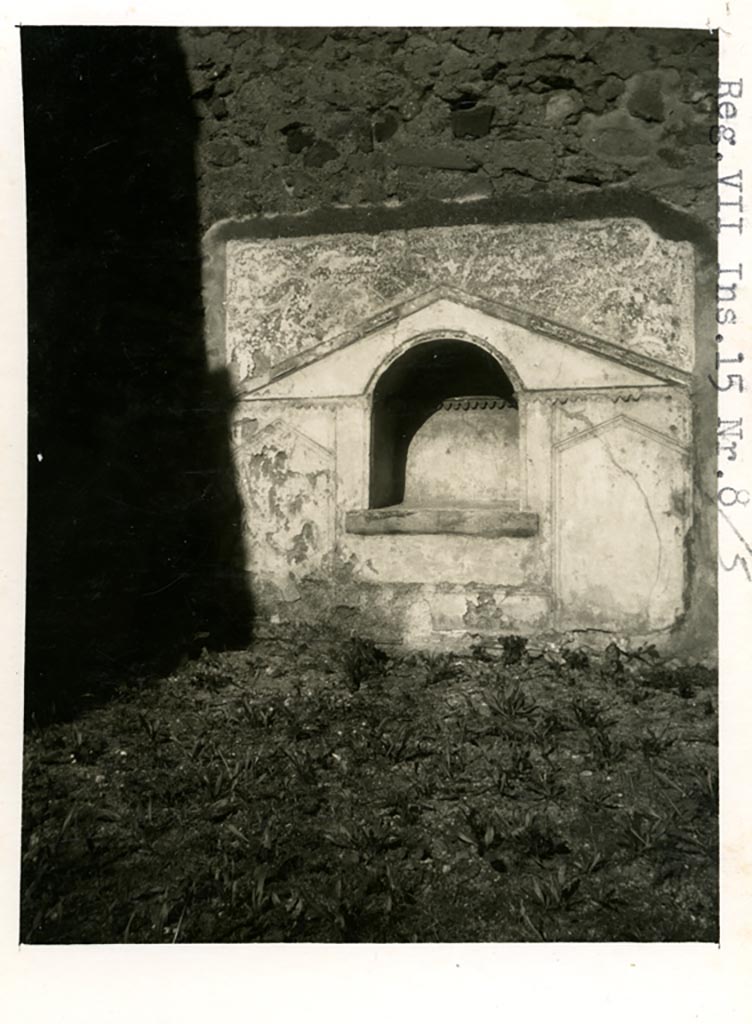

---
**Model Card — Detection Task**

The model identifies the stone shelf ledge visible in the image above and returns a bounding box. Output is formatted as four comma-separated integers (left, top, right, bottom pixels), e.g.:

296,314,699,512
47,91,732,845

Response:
344,506,539,538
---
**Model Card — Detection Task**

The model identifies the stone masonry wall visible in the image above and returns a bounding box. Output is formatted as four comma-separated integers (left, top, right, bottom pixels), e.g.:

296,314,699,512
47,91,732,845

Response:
178,26,718,231
180,25,718,657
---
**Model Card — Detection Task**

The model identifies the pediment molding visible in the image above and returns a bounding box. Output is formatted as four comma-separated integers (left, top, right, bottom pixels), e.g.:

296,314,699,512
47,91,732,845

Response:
242,285,692,395
234,418,334,460
553,412,690,454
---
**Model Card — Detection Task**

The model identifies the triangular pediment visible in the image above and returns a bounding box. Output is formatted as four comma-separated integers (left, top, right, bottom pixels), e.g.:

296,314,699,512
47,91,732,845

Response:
236,418,333,460
241,285,691,399
553,413,690,454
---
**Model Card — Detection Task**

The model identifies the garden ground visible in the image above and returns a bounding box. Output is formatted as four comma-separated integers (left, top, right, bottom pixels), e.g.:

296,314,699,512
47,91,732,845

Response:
21,629,718,943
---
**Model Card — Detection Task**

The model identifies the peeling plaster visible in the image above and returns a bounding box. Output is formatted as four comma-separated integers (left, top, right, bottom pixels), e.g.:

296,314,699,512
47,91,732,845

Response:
216,216,706,653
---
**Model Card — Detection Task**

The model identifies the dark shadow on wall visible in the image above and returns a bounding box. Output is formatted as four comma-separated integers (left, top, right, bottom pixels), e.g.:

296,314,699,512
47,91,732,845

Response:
22,27,253,723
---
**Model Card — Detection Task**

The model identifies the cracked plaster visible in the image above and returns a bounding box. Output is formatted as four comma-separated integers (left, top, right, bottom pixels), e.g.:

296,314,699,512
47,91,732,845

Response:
216,215,703,651
223,220,694,381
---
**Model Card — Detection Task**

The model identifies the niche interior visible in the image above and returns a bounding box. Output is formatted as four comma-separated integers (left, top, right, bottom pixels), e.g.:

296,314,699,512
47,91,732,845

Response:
369,338,519,510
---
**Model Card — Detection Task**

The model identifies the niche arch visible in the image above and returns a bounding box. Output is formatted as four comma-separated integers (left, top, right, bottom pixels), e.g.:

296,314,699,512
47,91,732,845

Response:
368,335,521,510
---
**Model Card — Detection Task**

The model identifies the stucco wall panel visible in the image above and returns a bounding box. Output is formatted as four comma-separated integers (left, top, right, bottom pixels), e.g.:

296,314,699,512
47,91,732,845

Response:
235,419,336,578
341,534,543,587
554,416,690,631
224,221,694,382
210,212,708,654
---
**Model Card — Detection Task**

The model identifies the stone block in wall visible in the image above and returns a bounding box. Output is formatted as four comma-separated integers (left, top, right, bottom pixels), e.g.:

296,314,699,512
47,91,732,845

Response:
451,105,495,138
392,145,480,170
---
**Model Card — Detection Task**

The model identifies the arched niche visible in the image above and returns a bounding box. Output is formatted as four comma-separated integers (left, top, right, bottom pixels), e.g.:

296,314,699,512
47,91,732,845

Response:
369,338,519,510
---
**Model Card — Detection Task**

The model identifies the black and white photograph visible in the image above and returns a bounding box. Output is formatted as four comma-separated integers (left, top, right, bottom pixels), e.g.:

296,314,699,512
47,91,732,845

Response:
18,18,723,945
3,2,751,1018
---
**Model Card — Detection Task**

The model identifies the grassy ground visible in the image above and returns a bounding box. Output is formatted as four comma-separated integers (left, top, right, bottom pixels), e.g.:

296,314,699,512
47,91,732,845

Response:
21,629,718,943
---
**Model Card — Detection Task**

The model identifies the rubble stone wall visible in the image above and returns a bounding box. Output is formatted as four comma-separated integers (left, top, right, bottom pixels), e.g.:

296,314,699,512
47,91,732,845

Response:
179,27,718,231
